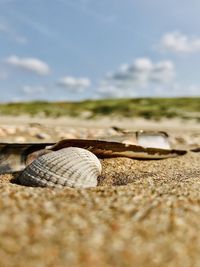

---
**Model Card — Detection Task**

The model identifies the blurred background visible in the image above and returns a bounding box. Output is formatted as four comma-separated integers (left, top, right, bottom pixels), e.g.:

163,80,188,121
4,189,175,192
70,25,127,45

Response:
0,0,200,101
0,0,199,124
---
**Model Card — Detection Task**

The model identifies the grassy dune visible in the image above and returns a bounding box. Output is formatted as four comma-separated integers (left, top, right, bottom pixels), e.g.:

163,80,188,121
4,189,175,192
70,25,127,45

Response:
0,97,199,120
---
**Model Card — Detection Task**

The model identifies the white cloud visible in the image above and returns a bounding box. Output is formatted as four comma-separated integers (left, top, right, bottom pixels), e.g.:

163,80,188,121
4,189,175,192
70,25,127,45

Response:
5,55,50,75
108,58,174,85
97,57,175,98
22,85,46,95
159,31,200,53
57,76,91,91
97,58,175,98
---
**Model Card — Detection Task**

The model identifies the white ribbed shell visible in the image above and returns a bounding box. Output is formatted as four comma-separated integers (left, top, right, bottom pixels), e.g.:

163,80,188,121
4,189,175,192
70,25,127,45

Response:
18,147,102,188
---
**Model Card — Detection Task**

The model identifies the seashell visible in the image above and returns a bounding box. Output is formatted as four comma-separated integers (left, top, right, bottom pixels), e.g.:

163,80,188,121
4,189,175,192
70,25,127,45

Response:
35,132,51,140
18,147,102,189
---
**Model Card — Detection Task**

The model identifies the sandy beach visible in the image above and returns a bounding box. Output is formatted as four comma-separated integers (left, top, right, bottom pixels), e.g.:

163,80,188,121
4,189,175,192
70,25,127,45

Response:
0,116,200,267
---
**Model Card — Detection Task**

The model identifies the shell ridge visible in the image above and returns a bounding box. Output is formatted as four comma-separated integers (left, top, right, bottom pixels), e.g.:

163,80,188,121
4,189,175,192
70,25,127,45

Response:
19,147,102,188
69,165,99,187
63,155,101,186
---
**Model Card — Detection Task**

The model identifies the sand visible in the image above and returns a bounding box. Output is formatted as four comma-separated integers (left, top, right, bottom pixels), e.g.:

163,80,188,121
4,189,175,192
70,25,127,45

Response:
0,116,199,267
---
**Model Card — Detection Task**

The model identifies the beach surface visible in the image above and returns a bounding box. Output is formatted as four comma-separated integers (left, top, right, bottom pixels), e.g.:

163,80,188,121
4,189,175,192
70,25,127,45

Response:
0,116,199,267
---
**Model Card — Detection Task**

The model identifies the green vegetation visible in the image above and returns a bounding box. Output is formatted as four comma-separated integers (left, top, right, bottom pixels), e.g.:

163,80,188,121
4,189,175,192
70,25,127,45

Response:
0,98,199,120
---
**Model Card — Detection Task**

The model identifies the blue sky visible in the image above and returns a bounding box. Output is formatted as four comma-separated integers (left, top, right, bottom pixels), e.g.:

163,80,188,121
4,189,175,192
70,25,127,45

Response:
0,0,200,102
